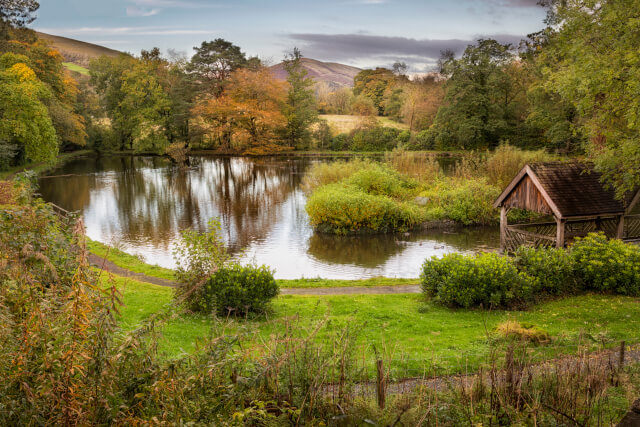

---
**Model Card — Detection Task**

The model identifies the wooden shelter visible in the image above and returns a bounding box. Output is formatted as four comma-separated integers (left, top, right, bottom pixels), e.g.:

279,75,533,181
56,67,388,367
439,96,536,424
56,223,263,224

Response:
494,162,640,252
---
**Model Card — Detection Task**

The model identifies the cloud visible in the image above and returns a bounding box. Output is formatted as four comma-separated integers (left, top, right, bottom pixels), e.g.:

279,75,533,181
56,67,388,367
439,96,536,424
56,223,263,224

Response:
288,33,525,69
126,6,161,17
36,26,213,36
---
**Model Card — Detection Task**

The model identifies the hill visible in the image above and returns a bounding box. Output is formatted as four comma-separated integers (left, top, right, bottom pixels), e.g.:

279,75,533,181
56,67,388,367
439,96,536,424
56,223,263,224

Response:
269,58,360,90
37,32,121,66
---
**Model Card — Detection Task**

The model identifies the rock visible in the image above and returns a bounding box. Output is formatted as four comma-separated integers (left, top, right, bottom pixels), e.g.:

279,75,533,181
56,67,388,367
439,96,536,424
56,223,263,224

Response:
414,196,428,206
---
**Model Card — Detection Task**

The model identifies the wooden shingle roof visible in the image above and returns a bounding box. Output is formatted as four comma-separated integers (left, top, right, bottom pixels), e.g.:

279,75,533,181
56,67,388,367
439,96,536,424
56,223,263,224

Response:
494,162,626,219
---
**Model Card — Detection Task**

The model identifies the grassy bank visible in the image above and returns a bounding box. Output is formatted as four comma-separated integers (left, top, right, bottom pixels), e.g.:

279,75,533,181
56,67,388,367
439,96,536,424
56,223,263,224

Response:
89,239,418,288
0,149,94,180
108,271,640,376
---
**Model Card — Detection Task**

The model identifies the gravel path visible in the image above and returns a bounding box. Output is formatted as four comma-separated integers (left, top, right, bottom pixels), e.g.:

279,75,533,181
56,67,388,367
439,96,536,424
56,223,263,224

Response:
89,253,421,295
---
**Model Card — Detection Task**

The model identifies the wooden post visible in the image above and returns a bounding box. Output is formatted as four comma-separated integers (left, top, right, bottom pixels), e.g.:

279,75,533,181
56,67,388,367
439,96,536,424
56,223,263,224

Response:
556,217,566,248
617,215,625,239
619,341,626,370
500,206,508,253
376,359,386,409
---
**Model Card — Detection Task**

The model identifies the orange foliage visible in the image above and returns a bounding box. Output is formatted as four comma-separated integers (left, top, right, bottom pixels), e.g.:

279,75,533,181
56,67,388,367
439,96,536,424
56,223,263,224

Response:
193,67,289,153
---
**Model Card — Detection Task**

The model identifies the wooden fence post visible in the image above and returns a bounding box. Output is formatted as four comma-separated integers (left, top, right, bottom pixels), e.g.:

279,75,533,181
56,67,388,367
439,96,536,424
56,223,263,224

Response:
376,359,386,409
619,341,626,370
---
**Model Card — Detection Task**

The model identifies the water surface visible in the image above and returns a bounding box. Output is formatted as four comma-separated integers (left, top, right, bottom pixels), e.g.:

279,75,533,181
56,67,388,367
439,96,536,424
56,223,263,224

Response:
39,155,499,279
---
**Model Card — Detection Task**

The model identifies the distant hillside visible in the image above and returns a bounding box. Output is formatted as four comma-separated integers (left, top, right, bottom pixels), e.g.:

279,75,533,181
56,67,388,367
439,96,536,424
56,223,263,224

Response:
37,32,121,66
270,58,361,90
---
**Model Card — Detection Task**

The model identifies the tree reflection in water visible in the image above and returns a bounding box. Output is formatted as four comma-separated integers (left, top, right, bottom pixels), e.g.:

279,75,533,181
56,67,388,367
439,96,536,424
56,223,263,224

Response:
38,154,500,278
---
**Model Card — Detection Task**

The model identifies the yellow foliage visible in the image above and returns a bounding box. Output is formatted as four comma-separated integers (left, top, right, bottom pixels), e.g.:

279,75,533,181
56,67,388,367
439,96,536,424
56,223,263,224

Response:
8,63,37,82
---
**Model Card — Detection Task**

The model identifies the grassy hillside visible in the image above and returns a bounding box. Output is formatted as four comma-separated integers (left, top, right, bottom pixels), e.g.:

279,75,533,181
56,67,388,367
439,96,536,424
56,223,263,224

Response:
320,114,409,135
37,32,121,66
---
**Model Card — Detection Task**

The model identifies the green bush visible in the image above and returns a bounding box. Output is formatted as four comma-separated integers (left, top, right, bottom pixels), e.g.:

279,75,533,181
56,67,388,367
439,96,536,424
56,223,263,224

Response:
421,253,531,309
570,233,640,295
189,263,279,316
423,178,501,225
306,183,423,234
421,233,640,310
348,126,402,151
514,246,578,296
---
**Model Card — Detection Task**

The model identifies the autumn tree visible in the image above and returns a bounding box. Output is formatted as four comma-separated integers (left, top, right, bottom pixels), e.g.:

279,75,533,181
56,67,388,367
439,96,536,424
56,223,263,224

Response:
353,68,397,115
192,67,287,154
280,48,317,150
401,75,445,131
0,55,57,164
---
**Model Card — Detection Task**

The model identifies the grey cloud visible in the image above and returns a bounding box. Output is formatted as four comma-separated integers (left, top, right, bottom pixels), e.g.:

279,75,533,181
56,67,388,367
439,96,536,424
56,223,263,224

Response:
288,33,526,69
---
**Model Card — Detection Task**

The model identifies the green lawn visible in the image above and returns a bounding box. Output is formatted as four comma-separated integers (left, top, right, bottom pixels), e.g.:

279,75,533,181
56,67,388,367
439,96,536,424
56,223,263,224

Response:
106,272,640,378
88,239,176,281
63,62,90,76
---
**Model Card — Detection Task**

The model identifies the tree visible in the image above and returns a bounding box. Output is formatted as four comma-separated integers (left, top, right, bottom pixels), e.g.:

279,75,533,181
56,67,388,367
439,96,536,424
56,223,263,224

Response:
192,67,287,154
188,39,249,97
280,48,317,150
0,57,57,164
536,0,640,197
90,54,171,153
429,39,530,149
401,75,445,131
353,68,397,115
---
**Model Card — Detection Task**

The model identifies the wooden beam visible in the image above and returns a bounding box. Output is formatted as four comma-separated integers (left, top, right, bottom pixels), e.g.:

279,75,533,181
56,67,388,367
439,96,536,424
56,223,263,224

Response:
556,217,566,248
506,227,556,242
617,215,625,239
493,166,529,209
627,189,640,214
525,165,564,220
500,206,508,253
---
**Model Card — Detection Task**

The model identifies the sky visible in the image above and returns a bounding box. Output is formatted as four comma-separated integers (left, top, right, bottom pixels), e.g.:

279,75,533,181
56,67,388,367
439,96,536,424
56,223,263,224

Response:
33,0,548,71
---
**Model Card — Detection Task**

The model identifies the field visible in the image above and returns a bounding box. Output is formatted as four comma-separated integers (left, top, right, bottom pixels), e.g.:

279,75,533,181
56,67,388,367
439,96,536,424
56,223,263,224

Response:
107,270,640,377
320,114,409,135
63,62,90,75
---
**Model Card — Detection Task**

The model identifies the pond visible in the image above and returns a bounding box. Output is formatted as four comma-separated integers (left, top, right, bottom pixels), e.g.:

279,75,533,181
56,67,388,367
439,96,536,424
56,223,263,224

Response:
38,155,499,279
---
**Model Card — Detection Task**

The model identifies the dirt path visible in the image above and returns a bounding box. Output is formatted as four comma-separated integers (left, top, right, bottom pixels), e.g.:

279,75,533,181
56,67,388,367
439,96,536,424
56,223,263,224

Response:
89,253,421,295
280,285,420,295
89,253,176,288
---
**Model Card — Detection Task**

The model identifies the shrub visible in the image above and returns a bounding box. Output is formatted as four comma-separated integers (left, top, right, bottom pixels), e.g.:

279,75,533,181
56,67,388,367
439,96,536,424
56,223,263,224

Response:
514,246,578,296
570,232,640,296
306,183,423,234
349,126,402,151
422,178,501,225
495,321,550,343
421,253,531,309
173,218,231,300
329,133,349,151
188,263,279,316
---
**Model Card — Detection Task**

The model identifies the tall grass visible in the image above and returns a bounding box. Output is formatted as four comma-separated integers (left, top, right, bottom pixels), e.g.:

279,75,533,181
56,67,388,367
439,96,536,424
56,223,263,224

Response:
301,158,373,192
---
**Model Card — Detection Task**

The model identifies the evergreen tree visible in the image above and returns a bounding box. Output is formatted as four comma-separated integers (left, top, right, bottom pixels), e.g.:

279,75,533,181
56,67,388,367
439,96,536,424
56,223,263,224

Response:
281,48,317,150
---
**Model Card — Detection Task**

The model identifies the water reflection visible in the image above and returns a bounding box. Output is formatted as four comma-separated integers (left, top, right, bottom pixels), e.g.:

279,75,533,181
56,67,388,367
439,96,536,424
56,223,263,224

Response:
39,154,499,279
